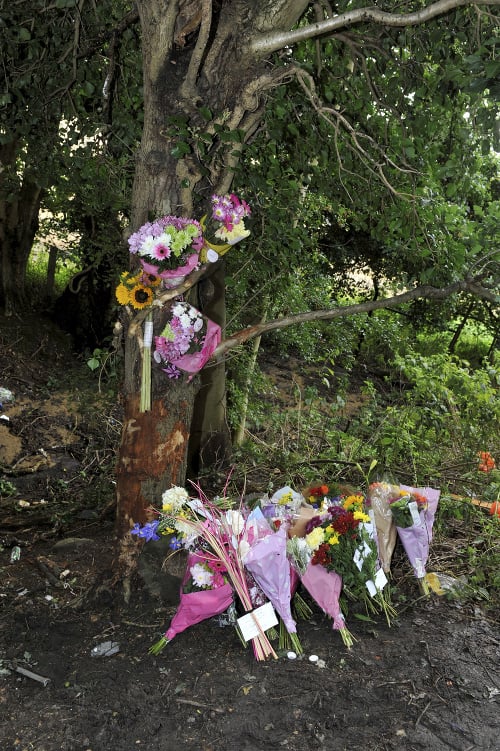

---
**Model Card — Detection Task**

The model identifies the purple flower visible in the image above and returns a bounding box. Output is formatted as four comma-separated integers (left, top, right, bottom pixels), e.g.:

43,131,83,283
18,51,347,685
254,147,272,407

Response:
169,536,183,551
211,193,251,232
130,520,160,542
163,364,181,379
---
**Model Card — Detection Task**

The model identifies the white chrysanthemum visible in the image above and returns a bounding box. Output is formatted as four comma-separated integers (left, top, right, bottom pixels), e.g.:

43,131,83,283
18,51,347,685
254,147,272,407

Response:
156,231,172,247
172,302,186,317
139,235,157,256
161,485,189,512
192,316,203,332
190,563,213,588
178,313,192,329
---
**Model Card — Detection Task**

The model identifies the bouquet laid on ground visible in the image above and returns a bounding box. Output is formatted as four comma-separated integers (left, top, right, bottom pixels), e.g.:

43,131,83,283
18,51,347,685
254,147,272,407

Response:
153,301,221,379
287,492,394,637
149,550,233,654
131,478,441,661
366,481,401,573
390,486,441,595
244,525,302,654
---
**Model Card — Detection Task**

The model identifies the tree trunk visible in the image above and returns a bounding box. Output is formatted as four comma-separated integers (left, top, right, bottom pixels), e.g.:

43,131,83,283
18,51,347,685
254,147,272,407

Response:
233,301,268,447
188,264,232,473
0,140,43,314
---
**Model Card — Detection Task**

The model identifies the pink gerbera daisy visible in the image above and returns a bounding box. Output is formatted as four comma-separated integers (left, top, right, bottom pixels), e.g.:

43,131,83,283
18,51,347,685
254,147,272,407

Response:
152,243,171,260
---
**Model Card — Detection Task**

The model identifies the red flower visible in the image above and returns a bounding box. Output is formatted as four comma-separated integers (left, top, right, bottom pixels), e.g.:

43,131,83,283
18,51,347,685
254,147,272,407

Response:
329,508,359,536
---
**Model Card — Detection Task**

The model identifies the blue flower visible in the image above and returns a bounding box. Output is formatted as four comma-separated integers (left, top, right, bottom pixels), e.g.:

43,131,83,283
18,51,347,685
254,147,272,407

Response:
130,520,160,542
169,536,183,551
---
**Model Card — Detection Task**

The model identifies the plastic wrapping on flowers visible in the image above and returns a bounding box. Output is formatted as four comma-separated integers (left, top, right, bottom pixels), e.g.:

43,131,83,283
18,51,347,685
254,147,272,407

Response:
130,480,441,661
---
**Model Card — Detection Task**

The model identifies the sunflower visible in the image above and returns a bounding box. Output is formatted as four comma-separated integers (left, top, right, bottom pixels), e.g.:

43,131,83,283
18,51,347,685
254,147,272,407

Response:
142,272,161,287
115,283,131,305
130,283,154,309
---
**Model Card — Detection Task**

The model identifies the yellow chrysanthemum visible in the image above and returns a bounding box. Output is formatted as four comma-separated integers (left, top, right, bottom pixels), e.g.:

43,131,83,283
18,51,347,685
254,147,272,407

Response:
130,283,153,309
353,510,370,523
214,222,250,244
161,526,174,535
162,502,173,513
115,283,131,305
343,494,364,510
278,491,293,506
328,534,340,545
305,526,325,551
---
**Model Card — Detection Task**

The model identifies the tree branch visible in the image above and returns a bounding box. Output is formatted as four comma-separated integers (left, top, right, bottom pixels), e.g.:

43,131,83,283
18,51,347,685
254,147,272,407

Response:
211,276,499,359
249,0,500,57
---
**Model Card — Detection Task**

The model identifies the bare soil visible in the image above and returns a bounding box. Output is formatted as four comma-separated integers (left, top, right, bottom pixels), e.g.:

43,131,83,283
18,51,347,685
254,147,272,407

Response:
0,313,499,751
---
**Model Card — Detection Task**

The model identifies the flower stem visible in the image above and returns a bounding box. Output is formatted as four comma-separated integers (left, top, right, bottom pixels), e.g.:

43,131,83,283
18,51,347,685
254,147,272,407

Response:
140,312,153,412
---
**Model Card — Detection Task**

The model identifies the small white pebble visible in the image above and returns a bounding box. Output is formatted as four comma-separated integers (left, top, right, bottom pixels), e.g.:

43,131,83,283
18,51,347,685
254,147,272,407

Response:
309,654,319,663
287,651,297,660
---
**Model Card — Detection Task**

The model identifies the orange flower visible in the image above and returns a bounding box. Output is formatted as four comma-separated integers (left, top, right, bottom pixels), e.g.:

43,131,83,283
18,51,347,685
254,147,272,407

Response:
478,451,496,472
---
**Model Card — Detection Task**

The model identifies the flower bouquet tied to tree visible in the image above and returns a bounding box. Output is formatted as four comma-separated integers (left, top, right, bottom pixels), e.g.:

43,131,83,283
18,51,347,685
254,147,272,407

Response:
113,195,251,405
201,193,251,261
128,215,204,280
153,301,221,379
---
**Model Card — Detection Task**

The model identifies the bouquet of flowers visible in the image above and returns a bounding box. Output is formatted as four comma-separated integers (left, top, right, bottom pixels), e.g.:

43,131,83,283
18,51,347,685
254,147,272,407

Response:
389,490,428,528
128,215,204,282
244,526,302,654
153,301,221,379
288,493,394,631
300,560,354,648
201,194,251,261
391,486,441,595
115,270,161,310
149,551,233,655
366,481,401,573
158,486,278,661
303,484,329,507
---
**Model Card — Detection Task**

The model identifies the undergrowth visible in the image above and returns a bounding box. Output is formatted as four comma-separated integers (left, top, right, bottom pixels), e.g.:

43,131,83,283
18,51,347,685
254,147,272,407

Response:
226,323,499,608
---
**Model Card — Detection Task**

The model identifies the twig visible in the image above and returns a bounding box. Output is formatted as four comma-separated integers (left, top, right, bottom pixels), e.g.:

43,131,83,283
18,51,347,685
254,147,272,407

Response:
176,698,225,714
415,700,431,728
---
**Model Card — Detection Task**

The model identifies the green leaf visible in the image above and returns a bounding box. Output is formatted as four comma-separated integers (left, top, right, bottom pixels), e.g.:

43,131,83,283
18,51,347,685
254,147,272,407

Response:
170,142,191,158
198,106,212,121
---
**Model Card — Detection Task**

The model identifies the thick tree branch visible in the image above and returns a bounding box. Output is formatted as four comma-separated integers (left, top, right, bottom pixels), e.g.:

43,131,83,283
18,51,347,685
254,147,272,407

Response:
249,0,500,57
212,277,499,359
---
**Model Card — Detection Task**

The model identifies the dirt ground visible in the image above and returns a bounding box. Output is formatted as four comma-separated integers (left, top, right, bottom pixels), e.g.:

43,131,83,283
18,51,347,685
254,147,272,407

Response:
0,313,499,751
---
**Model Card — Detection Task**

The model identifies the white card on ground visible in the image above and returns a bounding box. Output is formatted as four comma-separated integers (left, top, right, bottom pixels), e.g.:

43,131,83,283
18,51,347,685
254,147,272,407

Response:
237,601,278,642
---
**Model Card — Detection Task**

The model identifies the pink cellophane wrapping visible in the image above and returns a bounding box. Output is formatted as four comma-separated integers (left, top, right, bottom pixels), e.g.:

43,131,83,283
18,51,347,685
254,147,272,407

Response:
164,551,233,642
171,318,221,376
300,562,346,631
141,252,199,282
244,526,297,633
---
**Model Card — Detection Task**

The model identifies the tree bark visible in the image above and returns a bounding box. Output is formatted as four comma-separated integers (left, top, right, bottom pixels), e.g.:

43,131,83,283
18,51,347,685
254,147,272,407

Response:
0,141,43,314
